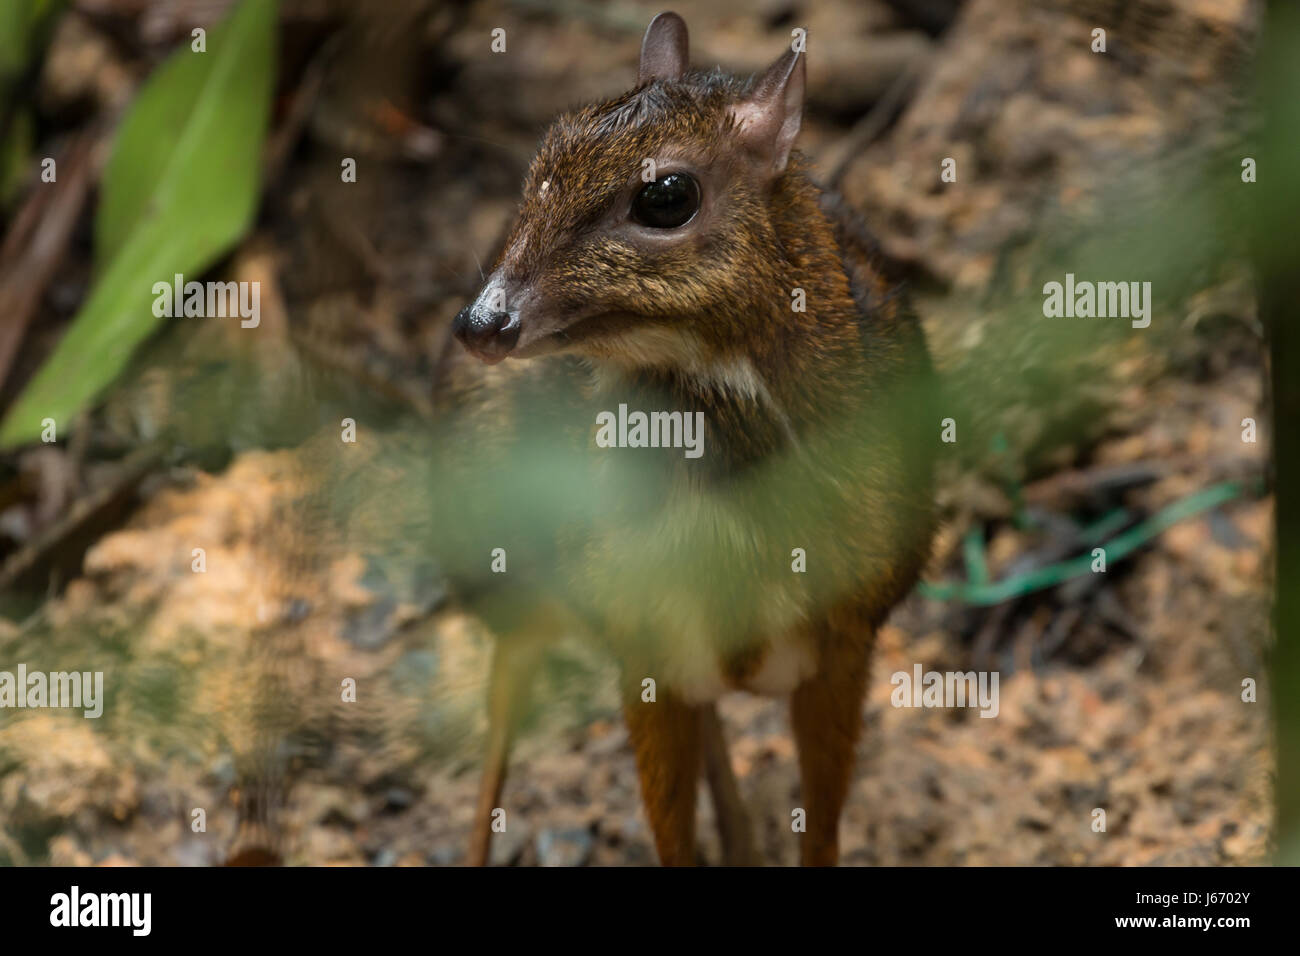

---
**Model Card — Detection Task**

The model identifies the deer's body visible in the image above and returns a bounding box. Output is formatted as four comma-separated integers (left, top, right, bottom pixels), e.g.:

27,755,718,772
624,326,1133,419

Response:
442,12,936,866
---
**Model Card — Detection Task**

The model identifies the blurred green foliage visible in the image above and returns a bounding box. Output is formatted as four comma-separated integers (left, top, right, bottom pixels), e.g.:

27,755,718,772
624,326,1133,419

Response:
1255,0,1300,868
0,0,278,448
0,0,64,203
0,0,62,87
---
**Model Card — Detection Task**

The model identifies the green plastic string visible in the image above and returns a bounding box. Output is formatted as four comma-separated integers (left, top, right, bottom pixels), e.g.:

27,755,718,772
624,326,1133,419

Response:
920,480,1244,606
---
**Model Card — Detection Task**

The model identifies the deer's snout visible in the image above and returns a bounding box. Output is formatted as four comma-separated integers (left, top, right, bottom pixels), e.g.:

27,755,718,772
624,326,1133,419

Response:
453,296,521,365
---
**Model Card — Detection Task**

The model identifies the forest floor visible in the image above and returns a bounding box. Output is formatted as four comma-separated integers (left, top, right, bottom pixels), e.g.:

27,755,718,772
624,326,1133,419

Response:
0,0,1273,865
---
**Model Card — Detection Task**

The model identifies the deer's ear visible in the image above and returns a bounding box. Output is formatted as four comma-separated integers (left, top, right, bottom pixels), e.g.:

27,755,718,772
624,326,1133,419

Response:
638,12,689,85
728,46,806,175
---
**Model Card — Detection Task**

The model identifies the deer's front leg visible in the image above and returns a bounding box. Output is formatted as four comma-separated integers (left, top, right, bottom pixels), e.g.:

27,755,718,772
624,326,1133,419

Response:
622,682,702,866
700,702,761,865
789,630,870,866
468,636,542,866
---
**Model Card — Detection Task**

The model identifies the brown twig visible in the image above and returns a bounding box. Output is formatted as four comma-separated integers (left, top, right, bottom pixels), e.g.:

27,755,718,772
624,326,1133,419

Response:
0,131,106,393
824,64,921,191
0,440,165,594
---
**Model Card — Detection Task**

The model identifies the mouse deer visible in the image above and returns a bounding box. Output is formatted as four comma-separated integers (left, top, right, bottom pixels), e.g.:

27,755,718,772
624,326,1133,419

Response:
446,10,936,866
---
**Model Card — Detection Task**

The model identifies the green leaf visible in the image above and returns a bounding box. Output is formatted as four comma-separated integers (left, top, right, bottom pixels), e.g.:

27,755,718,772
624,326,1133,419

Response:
1,107,34,204
1,0,66,107
0,0,39,81
0,0,277,448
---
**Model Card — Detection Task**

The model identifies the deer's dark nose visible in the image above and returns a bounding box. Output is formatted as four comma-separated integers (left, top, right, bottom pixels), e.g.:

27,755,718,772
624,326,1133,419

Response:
452,304,520,364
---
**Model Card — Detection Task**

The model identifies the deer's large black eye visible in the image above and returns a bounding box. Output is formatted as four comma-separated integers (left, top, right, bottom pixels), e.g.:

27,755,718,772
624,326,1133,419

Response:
631,173,700,229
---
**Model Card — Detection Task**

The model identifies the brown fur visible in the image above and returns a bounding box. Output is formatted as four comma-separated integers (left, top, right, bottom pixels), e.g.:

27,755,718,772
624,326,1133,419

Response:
440,13,937,866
